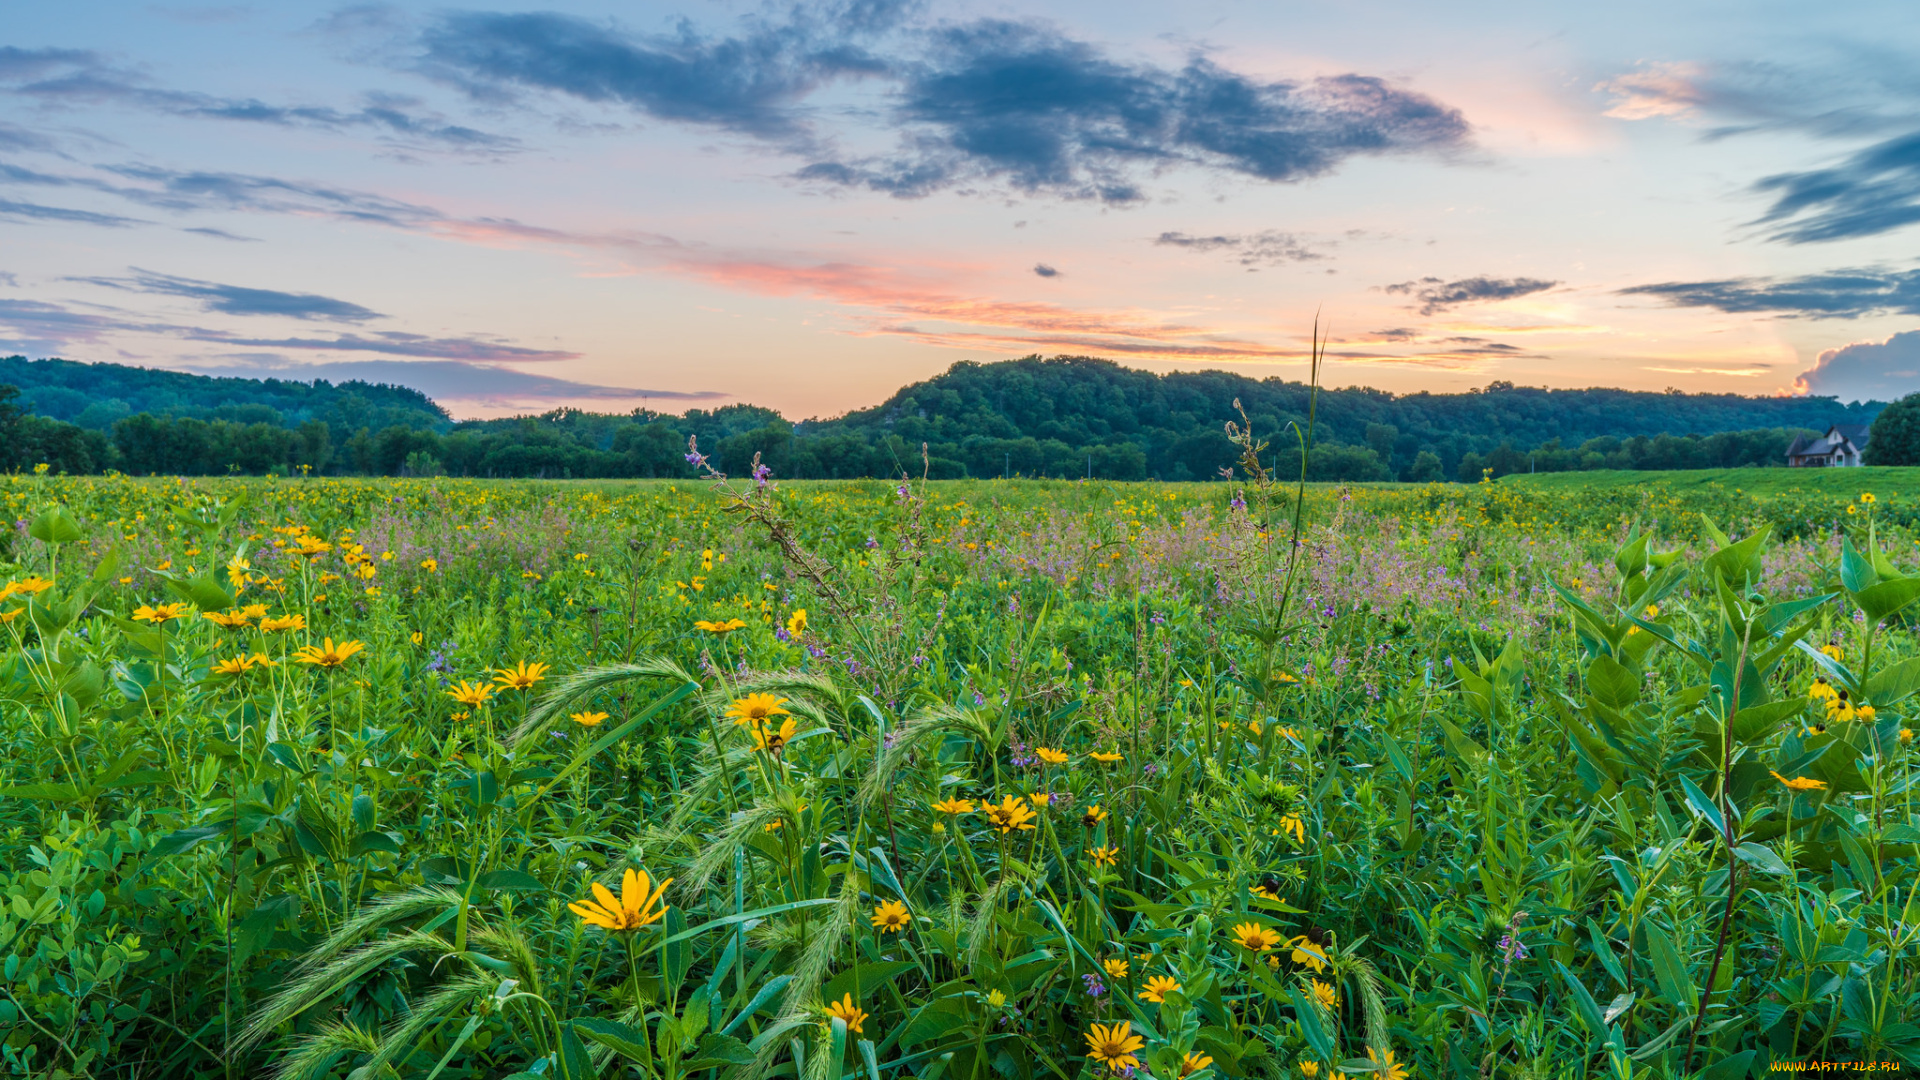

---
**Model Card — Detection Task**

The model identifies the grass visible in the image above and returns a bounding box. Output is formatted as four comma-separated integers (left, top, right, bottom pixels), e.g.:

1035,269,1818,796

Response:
0,469,1916,1079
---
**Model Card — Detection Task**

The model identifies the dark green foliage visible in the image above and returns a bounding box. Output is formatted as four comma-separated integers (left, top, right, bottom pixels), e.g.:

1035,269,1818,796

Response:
1866,393,1920,466
1,354,1888,479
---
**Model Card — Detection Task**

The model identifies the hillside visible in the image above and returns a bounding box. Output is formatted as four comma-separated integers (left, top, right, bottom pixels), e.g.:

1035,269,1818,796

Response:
0,353,1889,480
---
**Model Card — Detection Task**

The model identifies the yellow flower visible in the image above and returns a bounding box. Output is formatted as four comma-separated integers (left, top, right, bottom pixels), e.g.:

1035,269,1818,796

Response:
212,654,268,676
1902,728,1914,745
1088,845,1118,867
823,993,867,1034
1082,805,1108,827
241,603,268,618
871,900,911,933
1090,750,1123,764
420,558,438,573
1300,1062,1321,1080
447,680,495,707
568,868,672,932
1859,705,1877,722
1138,975,1182,1003
294,536,332,555
986,989,1007,1008
0,608,21,624
983,795,1037,834
133,602,192,624
1279,814,1306,845
1179,1052,1215,1077
786,609,808,639
8,576,55,597
293,638,365,668
1083,1022,1145,1071
411,631,424,645
1368,1048,1408,1080
694,618,747,634
725,693,791,727
932,797,975,815
1289,935,1329,972
1230,922,1282,952
571,710,609,727
701,548,715,571
1771,770,1827,792
1028,792,1052,807
202,608,251,629
1311,979,1339,1009
493,660,550,690
752,717,800,754
1252,879,1284,902
259,613,306,632
1035,746,1069,764
1862,492,1877,505
1103,957,1129,979
1821,644,1844,661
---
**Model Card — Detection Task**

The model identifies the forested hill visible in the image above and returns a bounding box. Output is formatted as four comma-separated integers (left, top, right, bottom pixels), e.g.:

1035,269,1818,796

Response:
0,356,449,432
0,353,1890,481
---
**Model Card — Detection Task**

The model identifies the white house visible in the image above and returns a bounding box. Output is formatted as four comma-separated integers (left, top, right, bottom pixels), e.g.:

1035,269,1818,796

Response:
1785,424,1870,467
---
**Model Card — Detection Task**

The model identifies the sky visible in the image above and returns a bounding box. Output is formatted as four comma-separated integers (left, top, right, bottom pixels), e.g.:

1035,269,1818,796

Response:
5,1,1920,419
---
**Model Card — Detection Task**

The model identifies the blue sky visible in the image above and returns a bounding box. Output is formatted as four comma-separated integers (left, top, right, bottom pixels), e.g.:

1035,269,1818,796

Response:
4,0,1920,417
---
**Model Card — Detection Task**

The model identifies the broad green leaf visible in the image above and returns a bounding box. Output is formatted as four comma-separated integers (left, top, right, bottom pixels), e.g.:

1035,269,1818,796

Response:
1587,654,1639,711
1853,578,1920,625
574,1018,652,1065
1840,535,1879,594
1677,775,1726,840
1645,925,1697,1011
28,506,84,545
1733,842,1790,876
1867,658,1920,706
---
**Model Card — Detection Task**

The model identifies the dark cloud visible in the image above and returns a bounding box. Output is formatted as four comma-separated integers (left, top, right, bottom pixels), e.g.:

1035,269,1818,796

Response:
1382,275,1558,315
812,22,1468,202
1749,129,1920,243
0,273,17,288
1618,267,1920,319
0,47,517,152
186,330,579,362
415,10,1465,202
1368,327,1417,341
184,359,725,403
72,269,386,322
1032,263,1059,278
415,9,891,141
1155,229,1323,264
1794,330,1920,400
0,297,179,354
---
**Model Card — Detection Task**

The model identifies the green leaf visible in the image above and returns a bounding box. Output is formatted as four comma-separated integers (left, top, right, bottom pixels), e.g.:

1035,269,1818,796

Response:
573,1018,653,1065
1436,719,1488,767
1677,775,1726,840
1730,699,1805,744
1587,654,1639,711
1867,658,1920,706
684,1033,756,1070
1555,961,1607,1040
1853,578,1920,625
152,821,234,856
1733,843,1790,876
159,573,232,613
348,830,403,856
720,976,793,1037
1703,526,1769,587
534,680,699,797
821,962,915,1011
28,506,84,545
1698,1049,1757,1080
1840,535,1879,594
475,869,545,892
1645,925,1697,1011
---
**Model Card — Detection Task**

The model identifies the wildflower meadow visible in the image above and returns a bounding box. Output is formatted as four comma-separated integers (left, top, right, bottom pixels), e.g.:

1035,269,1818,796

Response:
1,456,1918,1080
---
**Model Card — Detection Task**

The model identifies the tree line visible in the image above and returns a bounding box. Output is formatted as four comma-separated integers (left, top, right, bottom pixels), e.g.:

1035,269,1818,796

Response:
1,354,1902,480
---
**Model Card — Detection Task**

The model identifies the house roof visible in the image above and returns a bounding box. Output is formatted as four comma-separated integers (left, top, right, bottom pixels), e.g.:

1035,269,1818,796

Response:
1832,424,1870,446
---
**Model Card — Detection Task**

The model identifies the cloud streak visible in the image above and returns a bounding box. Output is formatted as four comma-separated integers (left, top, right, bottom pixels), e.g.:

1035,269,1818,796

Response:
72,269,386,322
1154,229,1324,265
1382,275,1558,315
1619,267,1920,318
0,47,517,152
1750,129,1920,243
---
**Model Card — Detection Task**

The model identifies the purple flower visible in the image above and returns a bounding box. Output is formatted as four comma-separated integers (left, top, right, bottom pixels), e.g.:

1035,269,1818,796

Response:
775,626,791,642
1229,495,1247,511
864,537,880,549
972,690,986,707
1082,973,1106,998
752,462,773,488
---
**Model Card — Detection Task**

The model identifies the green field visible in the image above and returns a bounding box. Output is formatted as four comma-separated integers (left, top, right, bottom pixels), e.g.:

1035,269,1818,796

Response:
1,470,1918,1079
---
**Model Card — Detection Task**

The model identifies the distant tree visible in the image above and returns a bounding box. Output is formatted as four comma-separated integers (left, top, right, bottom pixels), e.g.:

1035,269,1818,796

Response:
1405,450,1444,482
1865,393,1920,465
